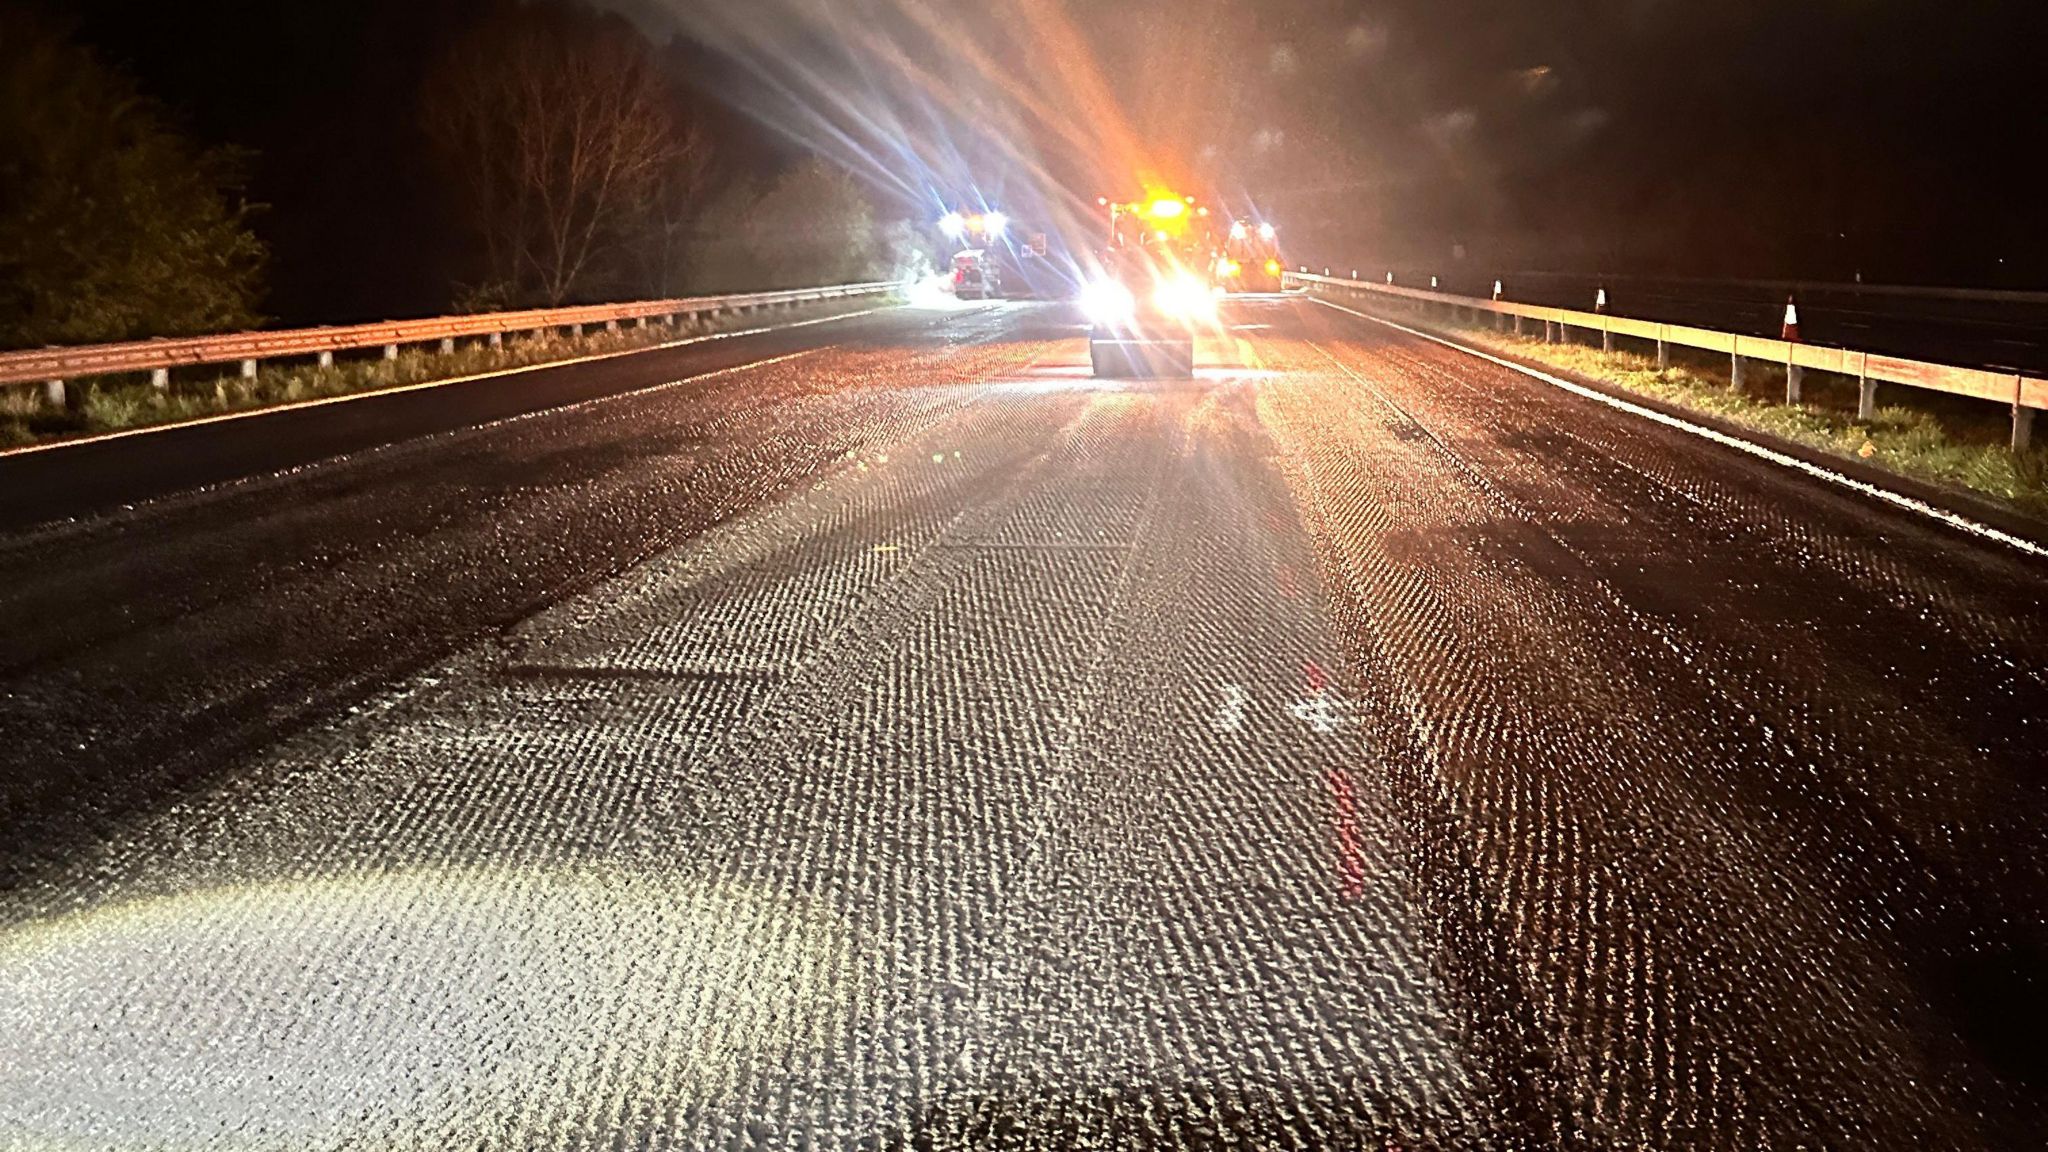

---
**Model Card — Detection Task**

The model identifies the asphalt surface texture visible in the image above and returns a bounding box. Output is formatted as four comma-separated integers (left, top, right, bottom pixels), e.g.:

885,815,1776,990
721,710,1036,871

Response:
1,297,2043,1150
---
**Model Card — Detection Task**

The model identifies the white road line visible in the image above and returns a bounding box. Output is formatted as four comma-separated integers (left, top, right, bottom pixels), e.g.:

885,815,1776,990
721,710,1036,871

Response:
1307,295,2048,561
1,306,893,459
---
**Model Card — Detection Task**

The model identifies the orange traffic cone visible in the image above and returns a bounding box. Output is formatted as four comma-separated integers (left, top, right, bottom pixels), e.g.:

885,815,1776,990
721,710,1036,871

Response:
1781,296,1801,342
1492,279,1503,300
1595,286,1608,313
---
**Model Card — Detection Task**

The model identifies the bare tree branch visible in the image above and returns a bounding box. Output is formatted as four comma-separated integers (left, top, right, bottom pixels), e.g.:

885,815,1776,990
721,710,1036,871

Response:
422,7,699,307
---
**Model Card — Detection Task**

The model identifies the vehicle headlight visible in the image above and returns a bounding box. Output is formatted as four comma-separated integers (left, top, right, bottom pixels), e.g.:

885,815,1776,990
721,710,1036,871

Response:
1080,279,1136,324
1154,273,1216,320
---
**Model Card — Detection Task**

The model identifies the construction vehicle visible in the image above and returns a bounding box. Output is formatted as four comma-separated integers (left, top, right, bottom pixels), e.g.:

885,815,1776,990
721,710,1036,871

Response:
948,250,1000,299
1218,219,1284,293
1082,193,1220,377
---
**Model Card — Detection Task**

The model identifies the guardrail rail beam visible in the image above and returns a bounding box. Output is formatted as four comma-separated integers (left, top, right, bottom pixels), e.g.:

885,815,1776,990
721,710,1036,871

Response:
1283,269,2048,455
0,282,897,412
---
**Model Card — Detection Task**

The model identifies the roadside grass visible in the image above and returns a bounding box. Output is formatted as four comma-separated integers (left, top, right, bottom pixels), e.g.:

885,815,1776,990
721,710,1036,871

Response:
1338,296,2048,519
1,297,886,451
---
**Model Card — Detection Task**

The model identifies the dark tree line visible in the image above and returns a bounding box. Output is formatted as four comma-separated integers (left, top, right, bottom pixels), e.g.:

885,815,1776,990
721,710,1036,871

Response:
0,0,924,349
0,4,264,349
419,1,927,308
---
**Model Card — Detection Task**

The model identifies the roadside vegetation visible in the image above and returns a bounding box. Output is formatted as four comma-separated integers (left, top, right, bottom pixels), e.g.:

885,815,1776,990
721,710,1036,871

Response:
3,3,929,350
1,2,930,453
0,6,265,349
0,297,883,450
1342,297,2048,519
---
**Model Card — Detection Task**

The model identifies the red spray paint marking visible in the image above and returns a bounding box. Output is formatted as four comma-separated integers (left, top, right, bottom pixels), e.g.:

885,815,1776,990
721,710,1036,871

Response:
1275,562,1299,600
1304,660,1328,692
1325,767,1367,902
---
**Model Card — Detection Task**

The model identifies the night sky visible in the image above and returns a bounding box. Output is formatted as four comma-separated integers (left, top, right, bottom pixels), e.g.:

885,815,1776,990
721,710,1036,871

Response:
47,0,2048,322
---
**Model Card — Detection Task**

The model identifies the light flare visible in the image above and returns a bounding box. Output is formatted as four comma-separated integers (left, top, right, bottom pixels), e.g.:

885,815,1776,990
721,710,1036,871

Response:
1153,271,1216,320
1079,278,1136,324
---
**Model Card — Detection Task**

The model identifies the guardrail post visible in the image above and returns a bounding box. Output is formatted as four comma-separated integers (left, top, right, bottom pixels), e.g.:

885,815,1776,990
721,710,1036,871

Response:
1731,352,1746,391
570,323,583,338
1857,372,1877,420
605,319,619,333
240,359,258,380
383,343,399,361
43,379,64,407
1601,323,1613,354
1785,362,1804,404
2015,404,2036,452
151,368,170,390
1546,319,1561,344
1513,315,1524,337
1655,332,1669,371
488,332,502,349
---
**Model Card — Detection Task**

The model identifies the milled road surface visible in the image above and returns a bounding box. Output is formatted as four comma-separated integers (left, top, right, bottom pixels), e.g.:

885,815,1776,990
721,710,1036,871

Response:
1,298,2043,1150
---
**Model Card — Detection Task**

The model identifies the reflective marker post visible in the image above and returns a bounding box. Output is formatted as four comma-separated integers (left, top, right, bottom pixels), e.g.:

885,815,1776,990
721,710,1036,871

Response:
1782,299,1804,403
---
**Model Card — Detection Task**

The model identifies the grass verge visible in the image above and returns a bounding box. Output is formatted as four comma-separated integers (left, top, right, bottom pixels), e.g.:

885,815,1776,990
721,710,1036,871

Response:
1,297,889,451
1329,295,2048,520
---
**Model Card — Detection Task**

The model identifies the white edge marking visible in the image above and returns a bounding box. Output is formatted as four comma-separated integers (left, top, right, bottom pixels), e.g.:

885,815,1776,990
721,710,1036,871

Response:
1,305,892,459
1308,294,2048,561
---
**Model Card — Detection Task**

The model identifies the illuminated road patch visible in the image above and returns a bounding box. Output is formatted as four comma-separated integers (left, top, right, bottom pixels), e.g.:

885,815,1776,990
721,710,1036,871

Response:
0,868,856,1148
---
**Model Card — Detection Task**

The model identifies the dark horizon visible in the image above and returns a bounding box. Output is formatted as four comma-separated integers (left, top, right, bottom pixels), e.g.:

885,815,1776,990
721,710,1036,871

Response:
48,0,2048,324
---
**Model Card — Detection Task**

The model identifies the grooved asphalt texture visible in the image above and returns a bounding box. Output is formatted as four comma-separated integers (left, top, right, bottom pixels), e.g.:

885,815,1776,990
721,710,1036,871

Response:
1,299,2042,1150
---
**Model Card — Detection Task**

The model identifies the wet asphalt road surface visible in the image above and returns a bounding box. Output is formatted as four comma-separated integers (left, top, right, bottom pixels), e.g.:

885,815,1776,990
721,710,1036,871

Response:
1,298,2044,1150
